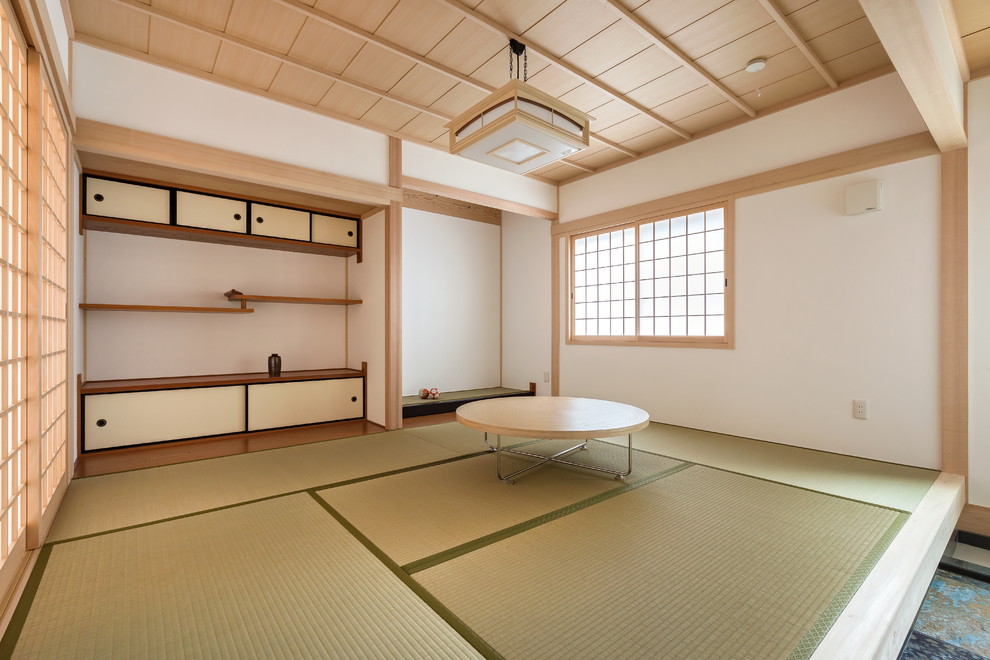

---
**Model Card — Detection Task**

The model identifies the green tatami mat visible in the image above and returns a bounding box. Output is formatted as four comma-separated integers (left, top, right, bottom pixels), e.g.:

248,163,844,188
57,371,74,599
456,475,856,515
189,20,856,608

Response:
400,422,493,454
8,494,482,659
415,464,907,660
609,423,938,511
319,441,684,567
49,430,469,542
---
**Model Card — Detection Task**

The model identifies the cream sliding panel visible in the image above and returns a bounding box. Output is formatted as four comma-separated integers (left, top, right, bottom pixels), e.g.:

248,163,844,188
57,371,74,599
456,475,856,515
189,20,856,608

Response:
247,378,363,431
313,213,358,247
84,386,247,450
84,178,170,224
176,190,247,233
251,203,309,241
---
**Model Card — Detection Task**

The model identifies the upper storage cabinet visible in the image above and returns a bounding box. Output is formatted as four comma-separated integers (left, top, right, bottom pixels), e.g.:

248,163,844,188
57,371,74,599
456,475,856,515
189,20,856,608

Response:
313,213,358,248
81,174,365,258
177,191,247,233
251,203,309,241
85,177,170,224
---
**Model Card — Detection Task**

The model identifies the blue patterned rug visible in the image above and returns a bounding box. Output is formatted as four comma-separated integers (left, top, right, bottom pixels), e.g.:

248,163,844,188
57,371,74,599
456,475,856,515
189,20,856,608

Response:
899,568,990,660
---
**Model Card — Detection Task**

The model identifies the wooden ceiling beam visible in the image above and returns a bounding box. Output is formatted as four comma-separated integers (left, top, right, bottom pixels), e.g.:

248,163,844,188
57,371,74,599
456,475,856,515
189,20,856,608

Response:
267,0,642,159
432,0,691,140
268,0,492,94
756,0,837,89
111,0,452,121
936,0,970,82
108,0,607,175
859,0,967,151
601,0,757,117
591,134,638,158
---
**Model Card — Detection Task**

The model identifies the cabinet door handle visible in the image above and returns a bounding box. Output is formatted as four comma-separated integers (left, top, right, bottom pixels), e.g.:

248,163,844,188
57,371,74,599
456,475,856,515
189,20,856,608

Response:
351,396,357,402
94,193,105,202
256,217,264,224
233,213,242,220
347,230,353,237
96,418,108,427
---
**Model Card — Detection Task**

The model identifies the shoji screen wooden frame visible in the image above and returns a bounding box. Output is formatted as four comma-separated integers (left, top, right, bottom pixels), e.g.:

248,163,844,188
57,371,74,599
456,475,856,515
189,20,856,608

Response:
0,0,70,602
0,4,29,596
566,200,735,349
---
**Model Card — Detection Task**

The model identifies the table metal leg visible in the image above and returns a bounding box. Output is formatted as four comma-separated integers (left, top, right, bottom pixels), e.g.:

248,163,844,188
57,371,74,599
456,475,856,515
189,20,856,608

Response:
490,433,633,483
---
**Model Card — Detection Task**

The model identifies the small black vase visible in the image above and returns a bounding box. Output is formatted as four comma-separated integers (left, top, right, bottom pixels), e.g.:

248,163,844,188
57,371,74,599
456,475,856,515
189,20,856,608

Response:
268,353,282,377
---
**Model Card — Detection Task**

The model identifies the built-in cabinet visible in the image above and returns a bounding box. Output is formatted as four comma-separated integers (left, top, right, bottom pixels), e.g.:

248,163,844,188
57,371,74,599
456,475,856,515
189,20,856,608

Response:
82,174,361,256
82,371,365,451
81,172,369,452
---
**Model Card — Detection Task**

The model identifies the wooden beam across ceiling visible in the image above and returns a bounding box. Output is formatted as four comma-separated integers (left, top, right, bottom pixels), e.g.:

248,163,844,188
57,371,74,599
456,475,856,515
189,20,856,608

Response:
107,0,623,174
859,0,967,151
433,0,692,141
267,0,637,161
756,0,838,89
600,0,756,117
111,0,450,121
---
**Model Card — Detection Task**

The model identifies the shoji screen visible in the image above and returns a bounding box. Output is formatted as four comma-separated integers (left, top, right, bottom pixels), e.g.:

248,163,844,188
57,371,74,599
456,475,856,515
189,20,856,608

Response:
37,67,67,516
0,6,28,571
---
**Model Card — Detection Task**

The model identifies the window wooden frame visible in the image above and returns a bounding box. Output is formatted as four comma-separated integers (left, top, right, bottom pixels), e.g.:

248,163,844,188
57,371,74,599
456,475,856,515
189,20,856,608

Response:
567,200,734,349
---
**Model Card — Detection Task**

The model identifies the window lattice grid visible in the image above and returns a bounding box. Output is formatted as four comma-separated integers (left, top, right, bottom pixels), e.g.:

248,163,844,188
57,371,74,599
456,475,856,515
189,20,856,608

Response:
38,78,67,509
638,208,725,338
573,226,637,337
0,10,27,562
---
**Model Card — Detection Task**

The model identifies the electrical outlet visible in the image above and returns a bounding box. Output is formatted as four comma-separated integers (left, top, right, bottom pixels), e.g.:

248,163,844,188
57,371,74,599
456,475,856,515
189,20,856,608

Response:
544,371,550,383
853,399,868,420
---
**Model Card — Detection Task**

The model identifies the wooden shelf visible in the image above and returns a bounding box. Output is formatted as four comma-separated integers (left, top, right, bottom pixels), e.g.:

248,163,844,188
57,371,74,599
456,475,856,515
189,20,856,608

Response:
82,215,361,259
81,368,365,394
80,303,253,314
223,289,362,306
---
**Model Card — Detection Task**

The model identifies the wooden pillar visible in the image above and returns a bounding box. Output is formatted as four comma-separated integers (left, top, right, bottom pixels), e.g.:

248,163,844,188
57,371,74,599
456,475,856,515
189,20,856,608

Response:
940,147,967,477
385,137,402,429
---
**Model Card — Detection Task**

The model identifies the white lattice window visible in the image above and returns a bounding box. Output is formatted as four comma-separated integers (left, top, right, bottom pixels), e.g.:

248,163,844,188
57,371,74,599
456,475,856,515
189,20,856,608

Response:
570,203,732,348
0,9,27,562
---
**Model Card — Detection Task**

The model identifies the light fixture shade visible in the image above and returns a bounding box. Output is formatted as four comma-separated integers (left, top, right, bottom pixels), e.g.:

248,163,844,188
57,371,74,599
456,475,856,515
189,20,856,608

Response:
447,80,592,174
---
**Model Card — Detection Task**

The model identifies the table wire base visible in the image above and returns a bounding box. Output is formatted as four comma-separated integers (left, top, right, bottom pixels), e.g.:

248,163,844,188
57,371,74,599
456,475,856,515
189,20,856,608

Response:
483,432,633,484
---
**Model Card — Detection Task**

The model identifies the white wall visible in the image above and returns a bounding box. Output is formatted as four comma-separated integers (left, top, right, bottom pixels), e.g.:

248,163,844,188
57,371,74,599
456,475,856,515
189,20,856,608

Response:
348,211,386,427
558,74,928,222
40,0,70,82
402,209,500,395
403,142,557,214
968,77,990,506
72,161,84,465
502,212,552,395
560,156,941,468
72,44,389,185
85,232,348,380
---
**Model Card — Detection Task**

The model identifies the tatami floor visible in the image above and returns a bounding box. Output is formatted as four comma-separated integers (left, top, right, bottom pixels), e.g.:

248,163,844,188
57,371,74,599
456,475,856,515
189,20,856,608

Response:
0,416,960,658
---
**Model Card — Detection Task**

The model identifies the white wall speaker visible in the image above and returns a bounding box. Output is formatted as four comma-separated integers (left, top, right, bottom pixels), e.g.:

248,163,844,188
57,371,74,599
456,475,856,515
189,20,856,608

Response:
844,180,884,215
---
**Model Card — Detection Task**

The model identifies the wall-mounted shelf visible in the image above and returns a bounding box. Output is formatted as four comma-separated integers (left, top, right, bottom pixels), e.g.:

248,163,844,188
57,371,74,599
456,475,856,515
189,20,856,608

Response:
83,216,361,258
80,303,253,314
223,289,363,306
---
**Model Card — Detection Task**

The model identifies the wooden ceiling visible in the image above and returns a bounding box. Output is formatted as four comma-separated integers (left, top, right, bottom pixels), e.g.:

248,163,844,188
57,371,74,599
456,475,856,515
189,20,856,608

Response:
66,0,987,185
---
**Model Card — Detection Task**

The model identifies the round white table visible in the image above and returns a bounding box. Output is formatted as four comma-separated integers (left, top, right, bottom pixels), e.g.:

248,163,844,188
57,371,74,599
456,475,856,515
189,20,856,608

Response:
455,396,650,484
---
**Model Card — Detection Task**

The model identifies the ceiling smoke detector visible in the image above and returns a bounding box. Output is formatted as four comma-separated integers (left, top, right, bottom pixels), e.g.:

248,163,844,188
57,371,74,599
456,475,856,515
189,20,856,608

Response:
746,57,767,73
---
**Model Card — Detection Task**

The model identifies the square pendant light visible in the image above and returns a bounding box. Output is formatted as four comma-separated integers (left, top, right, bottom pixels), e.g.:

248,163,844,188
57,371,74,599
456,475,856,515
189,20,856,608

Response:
447,80,592,174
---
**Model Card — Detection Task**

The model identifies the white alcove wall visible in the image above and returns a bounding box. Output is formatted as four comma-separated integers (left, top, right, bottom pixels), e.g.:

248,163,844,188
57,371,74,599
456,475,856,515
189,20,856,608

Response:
402,208,500,395
85,232,349,381
502,212,552,396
